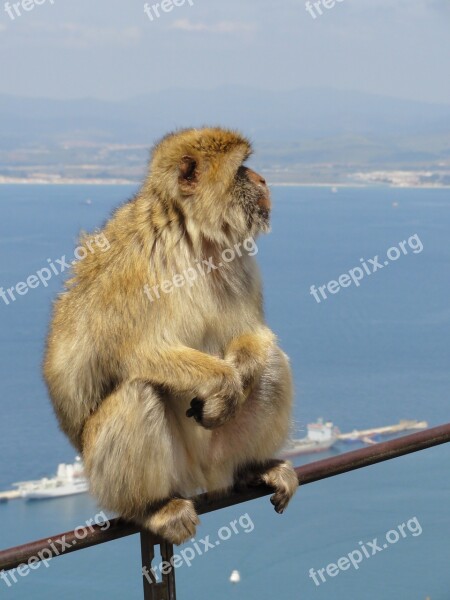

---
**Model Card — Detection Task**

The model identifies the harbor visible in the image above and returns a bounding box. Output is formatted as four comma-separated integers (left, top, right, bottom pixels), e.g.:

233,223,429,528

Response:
281,419,428,459
0,420,429,502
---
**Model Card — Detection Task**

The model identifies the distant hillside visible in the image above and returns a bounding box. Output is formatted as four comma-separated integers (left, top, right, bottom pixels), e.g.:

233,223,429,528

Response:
1,87,449,185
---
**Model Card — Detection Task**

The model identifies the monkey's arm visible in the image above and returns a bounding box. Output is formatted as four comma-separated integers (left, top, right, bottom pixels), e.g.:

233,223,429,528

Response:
129,346,244,428
130,346,240,393
225,326,277,390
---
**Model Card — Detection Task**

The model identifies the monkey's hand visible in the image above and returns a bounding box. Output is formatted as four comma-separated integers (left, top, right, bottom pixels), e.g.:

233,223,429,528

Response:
225,327,276,396
186,365,244,429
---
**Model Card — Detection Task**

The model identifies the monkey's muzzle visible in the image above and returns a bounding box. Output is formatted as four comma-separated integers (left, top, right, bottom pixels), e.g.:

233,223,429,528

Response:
245,167,271,212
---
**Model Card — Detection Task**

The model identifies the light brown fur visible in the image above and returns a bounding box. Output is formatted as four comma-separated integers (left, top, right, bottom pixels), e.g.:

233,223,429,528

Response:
44,127,298,544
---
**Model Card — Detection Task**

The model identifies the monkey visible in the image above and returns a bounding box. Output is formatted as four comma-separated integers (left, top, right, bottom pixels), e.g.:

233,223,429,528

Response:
43,127,299,545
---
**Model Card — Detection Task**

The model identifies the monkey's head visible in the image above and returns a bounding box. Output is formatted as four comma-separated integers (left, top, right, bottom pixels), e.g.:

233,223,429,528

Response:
148,128,271,243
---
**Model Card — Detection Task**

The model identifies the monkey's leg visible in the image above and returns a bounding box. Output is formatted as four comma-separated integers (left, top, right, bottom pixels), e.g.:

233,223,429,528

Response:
213,345,299,512
82,380,200,545
225,326,276,389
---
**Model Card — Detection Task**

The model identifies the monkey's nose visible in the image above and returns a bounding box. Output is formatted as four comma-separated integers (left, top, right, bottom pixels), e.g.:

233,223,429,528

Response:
240,167,271,211
245,168,267,189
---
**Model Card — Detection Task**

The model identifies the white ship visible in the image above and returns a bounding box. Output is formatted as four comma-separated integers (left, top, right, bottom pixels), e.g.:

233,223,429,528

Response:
281,420,339,458
13,457,88,500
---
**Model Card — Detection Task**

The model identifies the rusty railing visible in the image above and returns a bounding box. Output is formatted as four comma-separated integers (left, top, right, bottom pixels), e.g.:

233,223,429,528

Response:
1,423,449,599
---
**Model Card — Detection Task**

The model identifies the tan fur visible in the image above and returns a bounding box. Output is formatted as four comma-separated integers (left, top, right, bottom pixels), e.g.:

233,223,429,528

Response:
43,127,298,544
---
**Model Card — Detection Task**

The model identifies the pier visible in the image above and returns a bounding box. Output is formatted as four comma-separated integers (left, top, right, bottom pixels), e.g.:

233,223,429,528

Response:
338,420,428,442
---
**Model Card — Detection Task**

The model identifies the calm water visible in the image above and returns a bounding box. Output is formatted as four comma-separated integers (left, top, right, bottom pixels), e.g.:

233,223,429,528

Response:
0,185,449,599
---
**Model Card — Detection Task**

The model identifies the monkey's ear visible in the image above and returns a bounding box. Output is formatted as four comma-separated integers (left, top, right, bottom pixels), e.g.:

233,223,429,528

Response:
178,156,198,193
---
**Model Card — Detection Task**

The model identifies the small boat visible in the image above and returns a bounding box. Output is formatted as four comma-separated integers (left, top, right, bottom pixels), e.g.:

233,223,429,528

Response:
229,570,241,584
281,420,339,458
13,457,88,500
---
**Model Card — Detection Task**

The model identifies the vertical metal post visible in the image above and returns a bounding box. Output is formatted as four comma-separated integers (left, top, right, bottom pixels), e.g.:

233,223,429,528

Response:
141,531,177,600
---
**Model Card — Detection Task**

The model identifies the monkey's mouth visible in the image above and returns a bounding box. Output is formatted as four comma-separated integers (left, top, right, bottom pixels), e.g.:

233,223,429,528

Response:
234,180,271,233
257,190,271,224
257,192,271,213
259,207,270,222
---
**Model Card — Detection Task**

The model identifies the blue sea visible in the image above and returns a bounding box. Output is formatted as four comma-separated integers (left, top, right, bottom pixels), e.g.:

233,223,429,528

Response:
0,185,449,599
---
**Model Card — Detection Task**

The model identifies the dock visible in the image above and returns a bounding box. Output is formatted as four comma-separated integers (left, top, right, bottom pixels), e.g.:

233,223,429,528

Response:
338,420,428,441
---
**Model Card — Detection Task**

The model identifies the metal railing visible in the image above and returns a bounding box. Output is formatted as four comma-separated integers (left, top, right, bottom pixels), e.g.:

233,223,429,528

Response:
1,423,449,599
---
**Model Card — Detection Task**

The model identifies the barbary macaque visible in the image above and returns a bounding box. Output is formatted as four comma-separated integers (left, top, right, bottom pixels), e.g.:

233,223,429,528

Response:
44,128,298,544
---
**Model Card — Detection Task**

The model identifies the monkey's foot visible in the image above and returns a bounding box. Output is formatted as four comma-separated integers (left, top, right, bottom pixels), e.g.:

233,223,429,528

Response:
238,460,299,515
145,498,200,545
265,461,299,514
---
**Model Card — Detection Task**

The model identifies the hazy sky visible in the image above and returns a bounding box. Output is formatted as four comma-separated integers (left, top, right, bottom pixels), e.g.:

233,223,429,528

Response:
1,0,449,103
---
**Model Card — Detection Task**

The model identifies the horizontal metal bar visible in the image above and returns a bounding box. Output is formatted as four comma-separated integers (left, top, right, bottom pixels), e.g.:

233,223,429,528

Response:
1,422,449,572
0,520,142,573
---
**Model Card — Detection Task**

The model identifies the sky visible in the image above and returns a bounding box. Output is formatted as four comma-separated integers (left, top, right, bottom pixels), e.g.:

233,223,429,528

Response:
0,0,449,103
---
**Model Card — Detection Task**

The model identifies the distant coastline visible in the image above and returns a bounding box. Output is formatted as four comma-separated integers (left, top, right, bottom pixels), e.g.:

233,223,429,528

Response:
0,178,449,189
272,183,450,189
0,177,138,186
